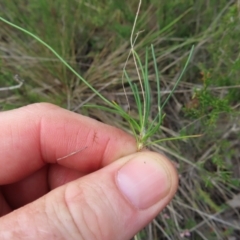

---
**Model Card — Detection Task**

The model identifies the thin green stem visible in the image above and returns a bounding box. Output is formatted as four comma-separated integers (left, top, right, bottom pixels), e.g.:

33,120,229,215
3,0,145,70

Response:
162,45,195,109
0,16,113,107
148,134,202,145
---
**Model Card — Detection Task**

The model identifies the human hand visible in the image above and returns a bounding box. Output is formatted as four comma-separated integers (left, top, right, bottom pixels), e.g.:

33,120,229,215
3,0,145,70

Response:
0,103,178,240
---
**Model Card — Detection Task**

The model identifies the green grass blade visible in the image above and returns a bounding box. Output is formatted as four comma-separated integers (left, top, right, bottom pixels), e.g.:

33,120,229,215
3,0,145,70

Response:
132,83,143,126
143,47,151,129
0,16,113,107
151,44,161,122
124,70,143,126
162,45,195,109
147,134,202,145
85,103,140,136
132,50,148,130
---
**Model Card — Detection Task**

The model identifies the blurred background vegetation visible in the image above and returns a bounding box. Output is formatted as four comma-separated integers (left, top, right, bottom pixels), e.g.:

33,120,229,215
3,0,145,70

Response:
0,1,240,239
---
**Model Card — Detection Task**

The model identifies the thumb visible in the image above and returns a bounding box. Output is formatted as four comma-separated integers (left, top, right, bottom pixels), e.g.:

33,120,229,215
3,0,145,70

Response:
0,152,178,240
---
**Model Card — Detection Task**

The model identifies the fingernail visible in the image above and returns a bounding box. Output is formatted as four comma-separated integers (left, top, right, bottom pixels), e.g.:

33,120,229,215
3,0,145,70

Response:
116,155,171,209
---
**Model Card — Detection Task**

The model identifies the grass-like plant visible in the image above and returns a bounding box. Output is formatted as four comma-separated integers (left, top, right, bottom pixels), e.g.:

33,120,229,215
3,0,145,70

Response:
2,2,239,239
0,1,198,151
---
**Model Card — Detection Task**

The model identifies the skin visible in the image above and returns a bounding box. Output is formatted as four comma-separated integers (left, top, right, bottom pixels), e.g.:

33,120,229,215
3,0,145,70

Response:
0,103,178,240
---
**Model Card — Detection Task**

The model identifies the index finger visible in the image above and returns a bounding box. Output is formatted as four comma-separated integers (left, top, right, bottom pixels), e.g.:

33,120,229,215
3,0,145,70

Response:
0,103,137,184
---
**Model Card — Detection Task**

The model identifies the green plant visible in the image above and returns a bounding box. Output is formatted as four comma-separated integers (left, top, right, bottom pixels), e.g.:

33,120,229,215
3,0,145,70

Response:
1,1,239,239
184,71,232,127
0,1,198,151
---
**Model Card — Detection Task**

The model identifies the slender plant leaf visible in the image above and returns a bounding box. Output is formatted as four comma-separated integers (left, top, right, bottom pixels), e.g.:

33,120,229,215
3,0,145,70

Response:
0,14,196,151
162,45,195,109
